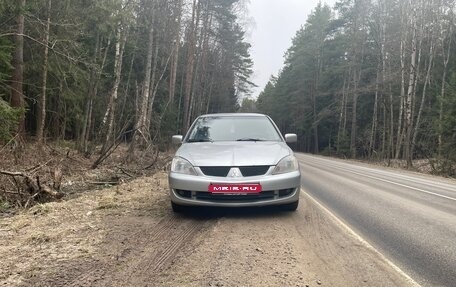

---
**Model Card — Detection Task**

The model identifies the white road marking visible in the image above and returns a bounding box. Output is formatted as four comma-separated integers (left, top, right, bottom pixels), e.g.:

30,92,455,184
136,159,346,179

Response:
298,153,456,185
330,167,456,202
302,189,422,287
298,155,456,202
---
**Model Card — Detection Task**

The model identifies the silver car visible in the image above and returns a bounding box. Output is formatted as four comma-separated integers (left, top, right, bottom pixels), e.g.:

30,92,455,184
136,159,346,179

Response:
168,113,301,212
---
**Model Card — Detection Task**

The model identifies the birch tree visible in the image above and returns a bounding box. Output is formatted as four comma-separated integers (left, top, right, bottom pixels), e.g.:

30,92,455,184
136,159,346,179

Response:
131,2,156,151
404,4,418,167
100,25,127,156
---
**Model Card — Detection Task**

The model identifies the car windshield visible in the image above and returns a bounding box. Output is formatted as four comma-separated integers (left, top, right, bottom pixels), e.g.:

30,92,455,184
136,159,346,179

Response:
186,116,282,142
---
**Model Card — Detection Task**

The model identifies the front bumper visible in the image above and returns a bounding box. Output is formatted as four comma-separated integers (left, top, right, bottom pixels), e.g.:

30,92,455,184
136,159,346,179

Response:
169,170,301,207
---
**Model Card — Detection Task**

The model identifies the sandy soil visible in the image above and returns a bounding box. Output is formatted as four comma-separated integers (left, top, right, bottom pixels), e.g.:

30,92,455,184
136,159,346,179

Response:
0,171,414,287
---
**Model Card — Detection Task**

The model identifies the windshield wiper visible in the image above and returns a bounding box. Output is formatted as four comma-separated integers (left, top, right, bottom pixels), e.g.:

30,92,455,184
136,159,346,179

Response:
187,138,213,143
236,138,265,142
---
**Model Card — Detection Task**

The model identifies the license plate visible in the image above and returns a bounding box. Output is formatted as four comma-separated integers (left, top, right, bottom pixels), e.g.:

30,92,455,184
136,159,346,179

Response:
208,183,262,194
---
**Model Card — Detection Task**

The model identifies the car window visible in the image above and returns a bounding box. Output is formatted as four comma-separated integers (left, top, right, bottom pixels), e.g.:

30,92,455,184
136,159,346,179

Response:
186,116,282,142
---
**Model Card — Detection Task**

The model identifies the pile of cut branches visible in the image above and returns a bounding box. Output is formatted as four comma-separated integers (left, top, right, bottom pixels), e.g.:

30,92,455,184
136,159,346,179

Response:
0,166,63,209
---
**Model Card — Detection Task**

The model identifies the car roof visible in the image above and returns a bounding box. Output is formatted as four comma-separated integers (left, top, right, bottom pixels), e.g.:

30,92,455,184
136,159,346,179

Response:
198,113,267,118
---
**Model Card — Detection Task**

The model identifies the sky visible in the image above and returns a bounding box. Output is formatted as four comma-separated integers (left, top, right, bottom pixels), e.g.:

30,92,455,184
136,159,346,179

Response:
246,0,337,98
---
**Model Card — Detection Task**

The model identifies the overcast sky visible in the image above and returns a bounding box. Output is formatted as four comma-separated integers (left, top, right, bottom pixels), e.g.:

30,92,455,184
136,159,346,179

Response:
246,0,337,98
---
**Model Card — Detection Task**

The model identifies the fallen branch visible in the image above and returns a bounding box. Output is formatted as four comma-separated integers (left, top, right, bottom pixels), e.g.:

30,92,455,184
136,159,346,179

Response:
92,126,137,169
24,191,41,209
0,170,24,177
118,167,134,178
25,159,53,173
87,181,119,185
0,170,64,201
144,148,160,170
1,190,25,196
0,133,20,153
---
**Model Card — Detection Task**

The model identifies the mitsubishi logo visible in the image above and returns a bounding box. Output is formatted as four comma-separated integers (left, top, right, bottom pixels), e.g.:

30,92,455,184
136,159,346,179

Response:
227,168,242,178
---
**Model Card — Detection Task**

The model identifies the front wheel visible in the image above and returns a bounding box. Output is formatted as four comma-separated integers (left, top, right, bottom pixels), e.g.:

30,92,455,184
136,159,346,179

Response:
282,200,299,212
171,202,187,213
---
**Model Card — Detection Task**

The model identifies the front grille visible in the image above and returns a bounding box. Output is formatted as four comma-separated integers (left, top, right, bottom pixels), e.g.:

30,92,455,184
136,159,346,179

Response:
195,191,275,201
199,166,270,177
174,188,296,202
239,166,270,177
200,167,230,177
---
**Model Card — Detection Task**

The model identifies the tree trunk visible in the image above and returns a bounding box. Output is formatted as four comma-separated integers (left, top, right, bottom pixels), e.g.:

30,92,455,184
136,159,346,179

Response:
369,69,380,158
169,0,183,104
147,46,174,142
10,0,26,138
131,18,155,151
412,40,435,156
182,0,199,134
37,0,52,146
438,24,452,158
80,35,111,154
348,5,366,159
313,45,323,154
144,42,159,135
350,68,361,158
61,99,67,140
101,28,127,155
380,0,387,158
199,9,213,116
395,13,407,160
337,73,348,152
388,57,394,161
190,32,203,121
404,6,418,168
205,71,215,114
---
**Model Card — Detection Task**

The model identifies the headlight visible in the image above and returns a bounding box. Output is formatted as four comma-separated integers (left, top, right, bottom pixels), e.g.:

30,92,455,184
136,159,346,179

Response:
272,155,299,175
171,157,197,175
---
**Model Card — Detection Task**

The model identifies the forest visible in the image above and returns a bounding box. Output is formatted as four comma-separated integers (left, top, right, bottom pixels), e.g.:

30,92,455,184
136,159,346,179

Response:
1,0,456,178
256,0,456,175
0,0,254,161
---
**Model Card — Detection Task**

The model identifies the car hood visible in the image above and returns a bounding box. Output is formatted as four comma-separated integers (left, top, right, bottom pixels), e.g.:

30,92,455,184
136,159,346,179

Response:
176,141,292,166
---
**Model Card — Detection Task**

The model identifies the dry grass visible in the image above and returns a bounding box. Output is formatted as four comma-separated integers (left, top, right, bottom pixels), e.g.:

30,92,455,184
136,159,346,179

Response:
0,171,169,286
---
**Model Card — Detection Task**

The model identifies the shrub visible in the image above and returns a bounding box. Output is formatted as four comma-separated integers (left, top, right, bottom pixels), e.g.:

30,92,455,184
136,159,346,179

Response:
0,98,22,143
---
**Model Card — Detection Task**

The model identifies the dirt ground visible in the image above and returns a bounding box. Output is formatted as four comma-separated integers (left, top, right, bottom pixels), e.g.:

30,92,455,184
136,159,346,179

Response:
0,169,417,287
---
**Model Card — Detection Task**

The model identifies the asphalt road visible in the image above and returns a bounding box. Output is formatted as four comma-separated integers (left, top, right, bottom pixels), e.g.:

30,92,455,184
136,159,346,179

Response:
296,153,456,287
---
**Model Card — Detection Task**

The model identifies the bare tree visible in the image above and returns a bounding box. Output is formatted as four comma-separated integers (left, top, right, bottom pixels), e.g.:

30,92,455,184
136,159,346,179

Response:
169,0,183,104
80,34,111,154
349,0,368,159
395,0,410,160
37,0,52,146
412,1,437,159
100,25,127,155
131,6,156,151
182,0,200,134
404,4,418,167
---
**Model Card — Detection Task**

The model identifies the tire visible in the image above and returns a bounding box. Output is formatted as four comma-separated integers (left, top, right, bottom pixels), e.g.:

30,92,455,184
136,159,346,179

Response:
171,201,187,213
282,200,299,212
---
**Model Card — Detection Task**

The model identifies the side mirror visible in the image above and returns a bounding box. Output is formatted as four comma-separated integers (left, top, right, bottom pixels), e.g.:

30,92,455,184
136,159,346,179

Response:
285,133,297,143
172,135,183,145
